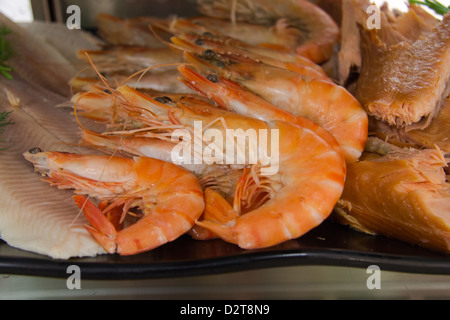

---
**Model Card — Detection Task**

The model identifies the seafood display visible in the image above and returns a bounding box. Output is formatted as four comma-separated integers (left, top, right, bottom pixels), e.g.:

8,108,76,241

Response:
73,84,346,249
0,0,449,260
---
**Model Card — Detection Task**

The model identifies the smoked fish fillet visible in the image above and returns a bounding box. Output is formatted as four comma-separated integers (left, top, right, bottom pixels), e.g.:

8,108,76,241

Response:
354,4,450,129
335,144,450,253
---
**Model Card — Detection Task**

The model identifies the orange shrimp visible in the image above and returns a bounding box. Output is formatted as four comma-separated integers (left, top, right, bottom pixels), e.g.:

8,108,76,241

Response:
82,85,346,249
166,17,330,79
96,13,172,48
182,50,368,162
69,88,207,123
198,119,346,249
70,91,116,122
80,129,244,199
177,64,344,163
196,0,340,63
77,46,183,74
169,33,330,82
23,151,205,255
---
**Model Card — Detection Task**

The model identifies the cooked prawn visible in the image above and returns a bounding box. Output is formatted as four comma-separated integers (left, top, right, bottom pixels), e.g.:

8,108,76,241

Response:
81,129,244,198
96,13,172,47
166,17,329,77
170,33,330,81
177,64,344,163
70,84,246,207
69,87,207,123
83,85,346,249
182,51,368,162
77,46,183,74
69,68,193,94
23,151,205,255
80,127,246,242
196,0,340,63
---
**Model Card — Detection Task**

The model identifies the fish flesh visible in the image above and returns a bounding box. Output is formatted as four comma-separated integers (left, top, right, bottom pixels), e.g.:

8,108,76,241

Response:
353,2,450,129
384,4,439,42
406,97,450,153
371,97,450,153
0,13,87,97
335,139,450,253
21,20,103,71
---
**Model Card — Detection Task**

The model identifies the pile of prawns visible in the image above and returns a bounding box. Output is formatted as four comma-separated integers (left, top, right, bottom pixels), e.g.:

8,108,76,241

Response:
24,0,368,256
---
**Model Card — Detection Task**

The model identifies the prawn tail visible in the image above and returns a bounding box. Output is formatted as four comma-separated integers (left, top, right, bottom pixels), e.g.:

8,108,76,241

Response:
193,188,238,243
195,220,236,245
204,188,238,223
73,195,118,254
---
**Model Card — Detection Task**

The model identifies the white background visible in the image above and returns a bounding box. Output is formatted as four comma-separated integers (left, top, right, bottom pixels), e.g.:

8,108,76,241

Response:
0,0,33,22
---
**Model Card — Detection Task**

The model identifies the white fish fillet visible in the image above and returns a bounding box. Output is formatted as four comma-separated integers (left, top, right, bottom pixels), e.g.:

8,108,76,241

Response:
0,12,92,97
0,77,105,259
20,21,103,71
0,16,107,258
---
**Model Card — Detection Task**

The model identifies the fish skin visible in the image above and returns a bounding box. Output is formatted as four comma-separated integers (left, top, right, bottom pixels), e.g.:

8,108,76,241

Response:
334,0,362,86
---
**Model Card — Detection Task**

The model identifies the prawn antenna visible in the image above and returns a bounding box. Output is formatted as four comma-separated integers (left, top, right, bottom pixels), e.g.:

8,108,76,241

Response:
148,22,173,47
121,62,196,87
84,52,115,95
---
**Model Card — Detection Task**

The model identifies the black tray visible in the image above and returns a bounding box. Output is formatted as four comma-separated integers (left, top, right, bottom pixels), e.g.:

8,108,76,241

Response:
1,221,450,280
